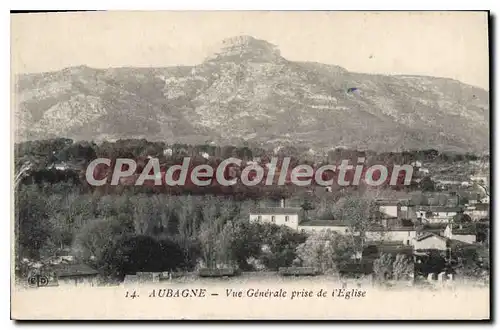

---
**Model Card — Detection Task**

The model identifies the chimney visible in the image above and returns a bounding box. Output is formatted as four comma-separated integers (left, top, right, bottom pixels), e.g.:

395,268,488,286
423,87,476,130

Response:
280,198,286,208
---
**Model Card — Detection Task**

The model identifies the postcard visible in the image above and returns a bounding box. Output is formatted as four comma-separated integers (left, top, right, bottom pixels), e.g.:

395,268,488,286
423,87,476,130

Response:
11,11,490,320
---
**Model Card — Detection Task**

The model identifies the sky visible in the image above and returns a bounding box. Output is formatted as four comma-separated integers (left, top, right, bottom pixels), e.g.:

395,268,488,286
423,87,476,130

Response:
11,11,489,89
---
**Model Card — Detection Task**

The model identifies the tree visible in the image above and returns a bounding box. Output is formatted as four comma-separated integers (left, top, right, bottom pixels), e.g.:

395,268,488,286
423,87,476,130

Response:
451,245,489,282
296,230,354,274
198,220,219,268
57,141,97,162
73,216,133,262
100,234,182,280
258,223,307,270
334,195,378,256
225,221,262,270
15,185,54,259
420,176,435,192
392,254,414,280
215,220,237,267
453,213,472,224
373,253,394,281
300,200,314,221
158,238,186,271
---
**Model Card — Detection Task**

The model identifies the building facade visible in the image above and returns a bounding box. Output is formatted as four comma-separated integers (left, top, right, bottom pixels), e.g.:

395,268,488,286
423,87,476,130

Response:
365,227,417,246
297,220,349,234
413,233,448,251
249,207,302,230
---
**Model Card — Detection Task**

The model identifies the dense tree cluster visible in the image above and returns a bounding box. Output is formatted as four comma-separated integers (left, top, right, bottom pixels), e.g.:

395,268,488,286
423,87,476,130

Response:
15,139,487,192
14,138,489,282
15,184,310,281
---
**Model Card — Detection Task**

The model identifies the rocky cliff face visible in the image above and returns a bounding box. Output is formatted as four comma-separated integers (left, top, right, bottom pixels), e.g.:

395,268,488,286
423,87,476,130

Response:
14,36,489,153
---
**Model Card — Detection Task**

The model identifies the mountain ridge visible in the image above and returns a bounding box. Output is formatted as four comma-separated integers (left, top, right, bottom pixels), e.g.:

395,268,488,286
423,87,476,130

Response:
14,36,489,153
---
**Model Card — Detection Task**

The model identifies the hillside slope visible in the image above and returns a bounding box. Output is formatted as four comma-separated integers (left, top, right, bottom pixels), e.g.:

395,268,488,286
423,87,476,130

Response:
14,35,489,153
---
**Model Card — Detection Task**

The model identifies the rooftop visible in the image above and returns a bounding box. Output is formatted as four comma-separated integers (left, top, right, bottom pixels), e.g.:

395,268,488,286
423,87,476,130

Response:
299,220,345,227
251,207,302,215
474,203,490,211
367,225,416,232
298,220,416,232
415,233,447,242
451,224,477,235
417,206,463,213
452,229,477,236
376,199,401,206
47,263,99,277
421,223,448,230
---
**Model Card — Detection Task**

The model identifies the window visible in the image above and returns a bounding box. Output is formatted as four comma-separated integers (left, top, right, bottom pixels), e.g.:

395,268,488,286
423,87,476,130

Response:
271,216,276,222
285,216,289,222
406,240,410,245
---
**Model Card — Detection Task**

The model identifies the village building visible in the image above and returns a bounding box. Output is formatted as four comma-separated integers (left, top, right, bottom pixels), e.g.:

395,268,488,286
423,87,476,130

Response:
297,220,349,234
47,263,99,286
419,223,448,236
470,174,488,184
418,167,429,174
415,206,462,223
48,161,83,171
413,233,448,251
465,203,489,221
443,224,476,244
163,148,173,156
248,197,477,248
296,219,417,246
376,200,400,218
364,225,417,246
249,206,302,231
250,198,417,246
468,198,479,205
410,160,422,168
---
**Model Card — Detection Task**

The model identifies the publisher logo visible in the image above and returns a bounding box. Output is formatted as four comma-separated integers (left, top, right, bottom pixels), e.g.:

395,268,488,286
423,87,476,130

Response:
27,274,49,287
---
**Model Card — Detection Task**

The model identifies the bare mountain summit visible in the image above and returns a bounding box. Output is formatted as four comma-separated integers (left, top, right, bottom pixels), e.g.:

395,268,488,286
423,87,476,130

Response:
14,36,489,153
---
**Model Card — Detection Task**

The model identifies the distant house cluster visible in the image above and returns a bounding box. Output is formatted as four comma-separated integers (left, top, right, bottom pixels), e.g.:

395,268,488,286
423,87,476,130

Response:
249,195,489,252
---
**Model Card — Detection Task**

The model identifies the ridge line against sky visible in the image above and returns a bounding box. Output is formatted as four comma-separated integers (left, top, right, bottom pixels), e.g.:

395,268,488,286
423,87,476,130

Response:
11,11,489,90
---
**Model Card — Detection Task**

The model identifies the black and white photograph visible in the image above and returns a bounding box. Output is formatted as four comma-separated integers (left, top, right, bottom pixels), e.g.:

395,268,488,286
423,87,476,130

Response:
10,10,490,320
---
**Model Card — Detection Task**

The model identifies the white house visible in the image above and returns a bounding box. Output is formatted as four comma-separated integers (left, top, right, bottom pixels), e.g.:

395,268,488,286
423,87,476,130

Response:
410,160,422,168
298,220,350,234
49,162,70,171
418,168,430,174
273,146,283,154
249,207,302,231
470,175,488,183
377,200,400,218
413,233,448,251
365,226,417,246
443,224,476,244
416,206,462,223
297,221,416,246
